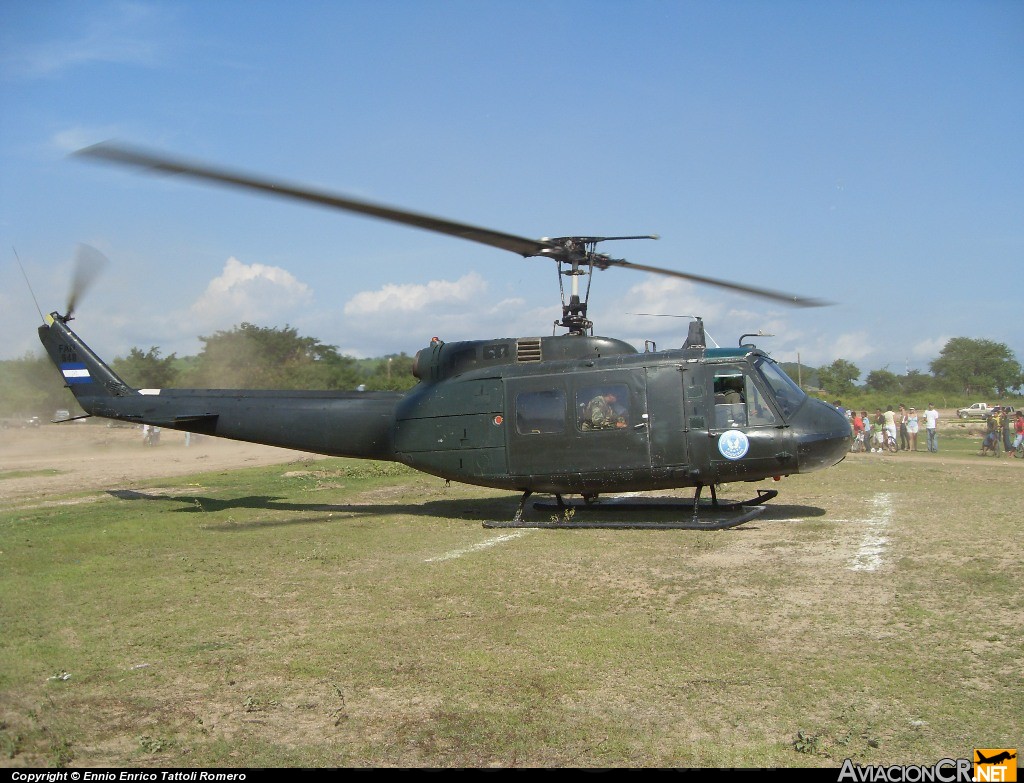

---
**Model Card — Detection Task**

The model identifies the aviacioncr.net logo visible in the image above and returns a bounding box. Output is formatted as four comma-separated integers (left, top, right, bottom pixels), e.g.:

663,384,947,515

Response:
838,758,973,782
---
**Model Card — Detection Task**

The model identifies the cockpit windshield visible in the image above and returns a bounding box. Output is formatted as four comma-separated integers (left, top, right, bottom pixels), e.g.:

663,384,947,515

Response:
754,357,807,419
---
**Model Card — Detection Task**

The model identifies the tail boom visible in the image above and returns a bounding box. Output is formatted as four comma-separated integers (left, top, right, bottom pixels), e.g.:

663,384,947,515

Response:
38,312,400,460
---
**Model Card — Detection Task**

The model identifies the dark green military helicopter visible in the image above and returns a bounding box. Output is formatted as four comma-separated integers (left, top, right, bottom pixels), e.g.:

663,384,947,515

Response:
38,143,851,529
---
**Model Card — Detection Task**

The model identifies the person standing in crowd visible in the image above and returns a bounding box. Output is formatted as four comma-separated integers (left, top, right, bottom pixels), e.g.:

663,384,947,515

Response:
852,410,864,451
1012,411,1024,457
898,404,910,451
906,407,920,451
924,403,940,452
883,406,898,451
1001,408,1013,452
862,410,874,452
990,408,1004,456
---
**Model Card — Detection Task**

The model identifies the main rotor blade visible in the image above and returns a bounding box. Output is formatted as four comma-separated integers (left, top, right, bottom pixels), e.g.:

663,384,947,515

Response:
75,142,552,259
597,258,831,307
75,142,827,308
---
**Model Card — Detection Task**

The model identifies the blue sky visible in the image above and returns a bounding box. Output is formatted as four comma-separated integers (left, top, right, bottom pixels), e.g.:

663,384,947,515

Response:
1,0,1021,382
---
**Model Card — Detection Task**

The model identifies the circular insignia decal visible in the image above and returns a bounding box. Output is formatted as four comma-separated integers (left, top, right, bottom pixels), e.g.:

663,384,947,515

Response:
717,429,750,460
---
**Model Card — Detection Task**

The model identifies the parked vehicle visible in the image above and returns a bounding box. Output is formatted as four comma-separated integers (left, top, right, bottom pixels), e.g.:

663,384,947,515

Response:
957,403,993,419
958,402,1017,420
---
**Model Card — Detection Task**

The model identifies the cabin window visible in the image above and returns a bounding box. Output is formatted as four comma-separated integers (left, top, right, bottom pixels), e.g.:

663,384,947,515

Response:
577,384,630,431
515,389,566,434
713,367,747,429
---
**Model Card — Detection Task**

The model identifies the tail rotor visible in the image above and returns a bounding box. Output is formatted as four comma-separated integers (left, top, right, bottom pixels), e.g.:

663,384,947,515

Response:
63,243,108,321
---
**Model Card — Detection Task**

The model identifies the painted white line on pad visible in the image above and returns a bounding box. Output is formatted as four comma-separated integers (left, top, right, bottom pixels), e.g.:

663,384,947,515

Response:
425,531,529,562
847,492,892,572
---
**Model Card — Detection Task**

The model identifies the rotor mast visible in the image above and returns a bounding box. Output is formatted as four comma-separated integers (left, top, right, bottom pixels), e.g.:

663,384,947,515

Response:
546,235,659,335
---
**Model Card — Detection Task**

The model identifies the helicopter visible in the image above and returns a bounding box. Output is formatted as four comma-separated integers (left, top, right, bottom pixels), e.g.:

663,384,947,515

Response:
37,142,852,529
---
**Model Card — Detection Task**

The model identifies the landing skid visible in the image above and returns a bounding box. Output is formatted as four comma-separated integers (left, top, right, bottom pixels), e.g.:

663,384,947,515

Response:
483,488,777,530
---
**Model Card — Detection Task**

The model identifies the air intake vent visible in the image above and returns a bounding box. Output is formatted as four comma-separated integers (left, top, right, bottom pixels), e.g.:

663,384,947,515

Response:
516,338,542,362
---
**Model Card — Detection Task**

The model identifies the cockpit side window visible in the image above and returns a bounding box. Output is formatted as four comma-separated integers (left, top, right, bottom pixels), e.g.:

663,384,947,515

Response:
755,358,807,419
744,374,777,425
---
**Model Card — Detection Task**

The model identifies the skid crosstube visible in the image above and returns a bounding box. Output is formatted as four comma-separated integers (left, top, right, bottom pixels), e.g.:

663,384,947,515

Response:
483,504,766,530
483,489,777,530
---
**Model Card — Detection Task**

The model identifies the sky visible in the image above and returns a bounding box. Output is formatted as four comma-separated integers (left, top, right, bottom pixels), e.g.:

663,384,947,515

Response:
1,0,1021,382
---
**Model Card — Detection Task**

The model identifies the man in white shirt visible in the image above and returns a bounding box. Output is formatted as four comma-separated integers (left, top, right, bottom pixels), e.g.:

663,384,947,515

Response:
924,403,940,452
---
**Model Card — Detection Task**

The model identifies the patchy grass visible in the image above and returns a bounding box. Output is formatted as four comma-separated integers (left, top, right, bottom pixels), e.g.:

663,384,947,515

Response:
0,469,62,481
0,454,1020,767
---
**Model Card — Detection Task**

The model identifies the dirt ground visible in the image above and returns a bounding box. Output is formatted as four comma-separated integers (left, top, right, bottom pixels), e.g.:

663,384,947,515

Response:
0,424,325,505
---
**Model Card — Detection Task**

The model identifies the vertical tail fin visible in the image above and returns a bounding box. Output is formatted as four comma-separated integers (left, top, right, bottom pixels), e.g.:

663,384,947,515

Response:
38,312,134,401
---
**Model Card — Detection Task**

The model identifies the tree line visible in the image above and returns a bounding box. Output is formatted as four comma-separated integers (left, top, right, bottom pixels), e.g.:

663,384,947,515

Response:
1,327,1020,420
813,337,1022,401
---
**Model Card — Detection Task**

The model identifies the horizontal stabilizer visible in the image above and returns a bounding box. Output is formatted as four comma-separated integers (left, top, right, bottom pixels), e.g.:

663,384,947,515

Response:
142,413,220,433
52,413,93,424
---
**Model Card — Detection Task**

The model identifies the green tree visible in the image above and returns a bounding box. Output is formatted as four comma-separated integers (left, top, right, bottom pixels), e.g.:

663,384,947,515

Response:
362,353,418,391
111,347,179,389
817,359,860,396
865,368,900,394
899,369,932,395
182,323,362,389
929,338,1022,396
779,362,817,389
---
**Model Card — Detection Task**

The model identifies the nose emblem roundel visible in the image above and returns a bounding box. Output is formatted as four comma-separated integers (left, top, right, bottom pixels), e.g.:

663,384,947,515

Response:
718,430,750,460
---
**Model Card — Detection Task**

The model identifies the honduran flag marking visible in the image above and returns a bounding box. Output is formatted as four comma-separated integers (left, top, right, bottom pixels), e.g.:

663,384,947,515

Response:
61,362,93,384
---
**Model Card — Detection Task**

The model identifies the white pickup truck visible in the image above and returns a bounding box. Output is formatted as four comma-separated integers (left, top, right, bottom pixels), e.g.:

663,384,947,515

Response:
957,403,992,419
957,402,1017,419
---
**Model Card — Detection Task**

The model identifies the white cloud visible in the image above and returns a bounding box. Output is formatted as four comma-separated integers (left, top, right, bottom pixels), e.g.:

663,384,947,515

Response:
912,336,949,359
343,272,487,315
827,332,875,362
590,275,803,351
764,328,873,369
594,277,716,338
188,257,312,330
617,276,719,319
2,1,173,79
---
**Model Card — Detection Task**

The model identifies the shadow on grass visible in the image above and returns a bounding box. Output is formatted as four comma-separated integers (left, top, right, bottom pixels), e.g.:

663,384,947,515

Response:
108,488,517,526
106,489,829,530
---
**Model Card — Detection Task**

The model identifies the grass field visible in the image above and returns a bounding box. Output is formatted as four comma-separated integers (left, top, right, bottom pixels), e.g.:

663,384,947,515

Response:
1,434,1020,768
